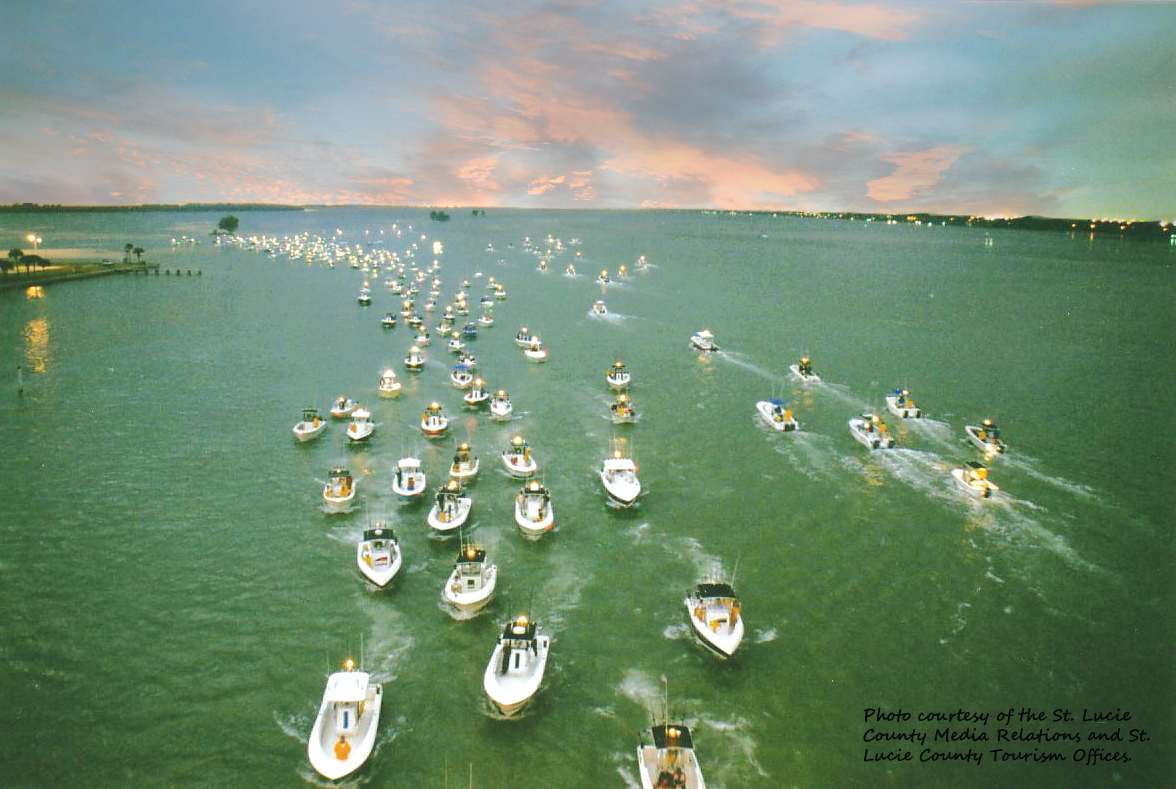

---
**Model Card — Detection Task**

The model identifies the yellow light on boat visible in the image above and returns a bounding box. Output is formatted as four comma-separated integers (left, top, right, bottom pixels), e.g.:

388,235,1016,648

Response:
466,547,477,559
668,726,679,738
343,658,356,671
516,615,528,626
513,436,524,445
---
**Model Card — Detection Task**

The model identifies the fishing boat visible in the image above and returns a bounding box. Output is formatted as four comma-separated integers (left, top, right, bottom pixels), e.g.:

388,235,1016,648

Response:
598,269,611,284
636,717,705,789
514,480,554,537
600,440,641,507
357,283,372,305
685,580,744,658
489,390,514,421
307,658,382,780
293,407,327,442
427,480,472,534
461,322,478,339
964,418,1006,454
951,461,999,498
404,345,426,372
515,327,535,348
442,542,497,612
755,399,798,432
606,360,631,390
346,408,375,442
464,378,490,407
501,435,538,477
477,310,494,327
356,525,402,588
524,338,548,362
885,388,921,419
689,329,717,352
420,402,448,437
450,363,474,389
610,393,637,424
447,332,465,353
380,312,397,328
390,456,426,502
592,300,608,316
457,351,478,371
323,467,357,510
482,614,550,716
330,395,357,418
565,263,577,276
413,328,430,346
449,442,480,483
494,284,507,300
789,356,821,382
848,412,895,449
377,369,402,398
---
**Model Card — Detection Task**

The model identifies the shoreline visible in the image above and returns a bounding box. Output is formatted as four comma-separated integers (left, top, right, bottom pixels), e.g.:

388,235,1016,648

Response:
0,260,158,291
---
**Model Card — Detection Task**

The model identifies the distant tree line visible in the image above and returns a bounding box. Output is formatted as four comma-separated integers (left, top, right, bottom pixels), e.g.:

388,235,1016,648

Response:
430,210,450,221
3,247,49,274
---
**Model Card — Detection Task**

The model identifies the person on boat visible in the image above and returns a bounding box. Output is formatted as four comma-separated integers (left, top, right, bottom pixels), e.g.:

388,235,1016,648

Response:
798,357,813,376
334,735,351,761
979,419,1000,441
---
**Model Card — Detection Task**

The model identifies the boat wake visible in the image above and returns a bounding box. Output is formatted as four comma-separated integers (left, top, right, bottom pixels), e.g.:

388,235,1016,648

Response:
770,430,841,481
701,714,771,778
714,350,779,382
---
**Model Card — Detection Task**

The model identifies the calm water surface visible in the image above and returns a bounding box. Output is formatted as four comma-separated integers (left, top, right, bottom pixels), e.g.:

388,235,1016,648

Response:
1,209,1172,788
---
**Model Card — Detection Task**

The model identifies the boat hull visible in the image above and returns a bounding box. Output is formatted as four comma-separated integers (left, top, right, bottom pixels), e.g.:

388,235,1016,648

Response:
685,598,744,658
443,566,497,611
482,637,549,716
964,425,1006,454
357,544,402,588
951,468,998,498
848,419,894,449
755,401,798,432
885,396,921,419
427,498,473,533
788,364,821,383
307,685,381,780
293,422,327,442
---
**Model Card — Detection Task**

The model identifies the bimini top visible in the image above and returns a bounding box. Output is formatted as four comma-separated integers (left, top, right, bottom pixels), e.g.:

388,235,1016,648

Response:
695,581,738,599
324,666,371,704
651,723,695,750
501,616,537,644
363,527,396,542
457,546,487,565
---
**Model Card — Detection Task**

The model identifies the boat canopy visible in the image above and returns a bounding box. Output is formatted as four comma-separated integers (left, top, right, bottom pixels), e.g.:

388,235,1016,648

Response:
695,581,738,599
501,617,537,643
363,527,395,542
457,546,486,564
651,723,695,750
603,457,636,472
324,670,371,703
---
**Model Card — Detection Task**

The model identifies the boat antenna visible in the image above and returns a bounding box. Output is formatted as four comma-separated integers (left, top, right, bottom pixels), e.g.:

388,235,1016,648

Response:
661,673,670,722
731,554,741,587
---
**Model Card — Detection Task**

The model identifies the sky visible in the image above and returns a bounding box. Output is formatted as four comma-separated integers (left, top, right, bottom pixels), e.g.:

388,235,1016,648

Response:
0,0,1172,219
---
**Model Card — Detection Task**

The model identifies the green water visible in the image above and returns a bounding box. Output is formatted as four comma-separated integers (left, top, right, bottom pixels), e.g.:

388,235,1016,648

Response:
1,209,1172,788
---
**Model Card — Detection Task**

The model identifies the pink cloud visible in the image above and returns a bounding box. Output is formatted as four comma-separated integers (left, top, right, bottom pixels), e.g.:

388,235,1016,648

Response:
867,145,973,202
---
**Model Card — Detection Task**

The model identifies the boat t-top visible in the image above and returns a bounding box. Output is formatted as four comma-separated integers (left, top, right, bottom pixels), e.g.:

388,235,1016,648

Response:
449,441,480,483
964,418,1006,454
848,412,895,449
610,393,637,424
524,337,548,362
592,300,608,316
789,356,820,382
489,390,514,421
885,388,921,419
600,440,641,507
515,327,535,348
307,658,382,780
293,406,327,442
502,435,538,477
346,408,376,442
606,360,631,390
685,581,744,658
755,399,798,432
404,345,425,372
380,312,397,328
323,467,357,510
636,719,706,789
356,525,402,588
421,402,449,437
464,378,490,407
450,363,474,389
514,480,554,537
330,396,357,419
378,369,402,398
689,329,717,352
427,479,472,534
443,542,497,613
390,456,426,502
482,615,550,717
952,461,999,498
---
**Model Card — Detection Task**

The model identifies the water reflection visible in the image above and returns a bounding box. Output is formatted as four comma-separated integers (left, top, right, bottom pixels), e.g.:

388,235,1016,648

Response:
23,317,49,373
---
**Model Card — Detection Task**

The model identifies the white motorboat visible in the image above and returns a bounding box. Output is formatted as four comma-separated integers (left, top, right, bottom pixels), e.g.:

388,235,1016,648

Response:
606,360,631,390
600,441,640,506
514,480,554,537
457,351,478,371
420,402,449,437
346,408,375,442
390,456,426,502
685,580,744,658
489,390,514,421
464,378,490,407
330,395,357,418
952,461,999,498
636,720,706,789
413,329,430,346
592,300,607,316
617,264,629,277
427,480,472,534
885,388,921,419
482,615,550,716
450,363,474,389
597,269,611,284
964,419,1006,454
502,435,538,477
447,332,465,353
377,369,402,398
477,311,494,327
323,467,357,510
357,284,372,305
565,264,576,276
442,543,497,612
515,327,535,348
848,413,895,449
293,407,327,442
461,322,478,339
789,356,821,382
307,658,382,780
356,525,402,588
755,399,798,432
404,345,426,372
449,442,480,483
524,338,548,362
610,393,637,424
380,312,397,328
494,284,506,300
689,329,717,352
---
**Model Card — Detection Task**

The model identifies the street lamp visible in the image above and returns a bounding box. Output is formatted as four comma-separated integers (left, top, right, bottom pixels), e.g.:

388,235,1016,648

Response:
26,234,41,250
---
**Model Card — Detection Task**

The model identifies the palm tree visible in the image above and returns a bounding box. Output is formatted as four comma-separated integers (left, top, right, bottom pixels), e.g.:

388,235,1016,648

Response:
6,248,22,274
133,246,145,262
124,243,133,263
